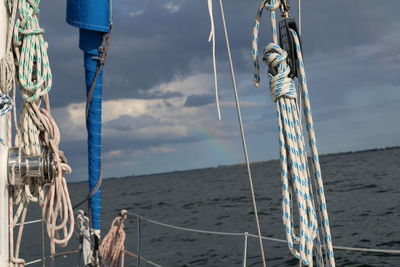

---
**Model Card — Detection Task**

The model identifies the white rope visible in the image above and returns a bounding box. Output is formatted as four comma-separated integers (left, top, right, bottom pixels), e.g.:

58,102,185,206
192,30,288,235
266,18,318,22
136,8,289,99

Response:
218,1,267,266
207,0,222,120
15,219,42,226
252,1,335,266
24,258,42,266
100,210,128,267
8,0,75,260
77,210,95,265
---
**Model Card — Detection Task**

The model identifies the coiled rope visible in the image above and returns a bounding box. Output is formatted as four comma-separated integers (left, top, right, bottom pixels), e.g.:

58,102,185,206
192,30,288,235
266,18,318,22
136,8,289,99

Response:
252,1,335,266
99,209,128,267
7,0,75,260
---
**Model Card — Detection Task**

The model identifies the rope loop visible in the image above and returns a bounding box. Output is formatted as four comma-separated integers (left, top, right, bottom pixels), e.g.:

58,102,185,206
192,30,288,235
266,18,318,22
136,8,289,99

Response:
100,210,128,267
13,0,52,103
263,43,296,102
252,0,282,88
263,0,281,11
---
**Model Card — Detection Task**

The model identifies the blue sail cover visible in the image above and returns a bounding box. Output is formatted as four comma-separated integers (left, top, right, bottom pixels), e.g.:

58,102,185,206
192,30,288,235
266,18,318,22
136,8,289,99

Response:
66,0,111,231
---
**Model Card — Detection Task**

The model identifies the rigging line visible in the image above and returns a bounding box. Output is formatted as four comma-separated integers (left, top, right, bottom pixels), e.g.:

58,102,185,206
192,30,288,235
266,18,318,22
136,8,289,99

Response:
137,217,142,267
218,0,267,266
297,0,301,35
125,211,400,255
242,232,249,267
24,249,81,266
14,219,42,226
123,250,163,267
207,0,222,120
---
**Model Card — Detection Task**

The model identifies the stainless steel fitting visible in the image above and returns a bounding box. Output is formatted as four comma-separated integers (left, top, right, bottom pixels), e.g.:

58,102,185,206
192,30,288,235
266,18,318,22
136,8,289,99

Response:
7,148,56,185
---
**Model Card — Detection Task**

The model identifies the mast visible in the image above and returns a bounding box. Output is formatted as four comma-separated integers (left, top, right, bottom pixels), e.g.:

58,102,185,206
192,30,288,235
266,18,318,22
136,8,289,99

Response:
0,1,9,265
66,0,111,261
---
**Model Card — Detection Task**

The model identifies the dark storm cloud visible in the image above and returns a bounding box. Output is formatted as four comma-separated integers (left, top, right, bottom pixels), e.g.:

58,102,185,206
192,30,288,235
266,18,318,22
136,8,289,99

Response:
40,0,400,106
34,0,400,179
105,115,163,131
184,94,214,107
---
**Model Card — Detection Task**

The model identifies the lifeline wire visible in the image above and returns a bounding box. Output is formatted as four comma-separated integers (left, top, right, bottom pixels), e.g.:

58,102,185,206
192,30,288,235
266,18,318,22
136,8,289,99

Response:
219,0,267,266
126,211,400,255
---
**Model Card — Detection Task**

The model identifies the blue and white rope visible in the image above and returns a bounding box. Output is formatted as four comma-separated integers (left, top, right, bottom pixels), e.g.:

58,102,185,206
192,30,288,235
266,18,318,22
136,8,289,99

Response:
0,94,13,116
290,29,335,266
253,1,336,266
252,0,280,88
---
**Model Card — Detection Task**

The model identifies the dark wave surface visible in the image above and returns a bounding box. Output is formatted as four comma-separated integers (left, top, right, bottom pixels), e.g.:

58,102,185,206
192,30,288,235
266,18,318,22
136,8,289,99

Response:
22,147,400,266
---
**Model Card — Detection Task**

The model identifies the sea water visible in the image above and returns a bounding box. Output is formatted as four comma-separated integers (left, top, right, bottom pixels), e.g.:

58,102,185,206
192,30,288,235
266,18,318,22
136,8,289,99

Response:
21,148,400,266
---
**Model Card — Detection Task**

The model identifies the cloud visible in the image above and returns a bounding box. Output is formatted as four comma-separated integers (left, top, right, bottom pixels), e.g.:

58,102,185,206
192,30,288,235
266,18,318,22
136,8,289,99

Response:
129,10,144,17
163,2,183,13
149,146,175,154
184,94,215,107
38,0,400,180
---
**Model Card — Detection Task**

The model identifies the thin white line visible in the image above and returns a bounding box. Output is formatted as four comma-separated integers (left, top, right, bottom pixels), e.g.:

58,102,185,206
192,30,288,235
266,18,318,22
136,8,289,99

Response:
15,219,42,226
127,212,400,255
218,1,267,266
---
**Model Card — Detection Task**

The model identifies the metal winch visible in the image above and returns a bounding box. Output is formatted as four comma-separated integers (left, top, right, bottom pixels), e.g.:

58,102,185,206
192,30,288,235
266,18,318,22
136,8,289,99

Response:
7,148,56,185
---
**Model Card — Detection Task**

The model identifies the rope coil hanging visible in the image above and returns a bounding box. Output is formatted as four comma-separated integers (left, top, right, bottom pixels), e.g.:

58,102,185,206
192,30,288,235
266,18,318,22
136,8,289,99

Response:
6,0,75,260
100,210,128,267
252,1,335,266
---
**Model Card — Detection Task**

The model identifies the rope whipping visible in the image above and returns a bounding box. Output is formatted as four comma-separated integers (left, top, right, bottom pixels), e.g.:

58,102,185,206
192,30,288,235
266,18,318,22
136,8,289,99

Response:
252,1,335,266
7,0,75,260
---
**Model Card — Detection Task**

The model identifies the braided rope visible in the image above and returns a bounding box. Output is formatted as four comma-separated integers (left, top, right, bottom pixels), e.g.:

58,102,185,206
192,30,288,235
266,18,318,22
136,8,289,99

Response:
8,0,75,259
253,1,336,266
0,94,13,117
290,29,335,266
99,210,128,267
252,0,280,88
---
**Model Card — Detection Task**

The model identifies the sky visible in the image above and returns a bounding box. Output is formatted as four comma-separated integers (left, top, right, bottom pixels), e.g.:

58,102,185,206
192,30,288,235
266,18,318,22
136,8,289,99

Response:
37,0,400,181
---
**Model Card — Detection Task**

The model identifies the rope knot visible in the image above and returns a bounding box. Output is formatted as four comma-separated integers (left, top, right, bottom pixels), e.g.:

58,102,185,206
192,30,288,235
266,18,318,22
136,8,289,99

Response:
263,0,281,11
119,209,128,219
100,210,128,267
263,43,296,102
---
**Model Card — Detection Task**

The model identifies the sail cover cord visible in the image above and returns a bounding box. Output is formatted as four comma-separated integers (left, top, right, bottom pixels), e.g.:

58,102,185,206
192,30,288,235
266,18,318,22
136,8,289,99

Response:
6,0,75,259
207,0,222,120
252,1,335,266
